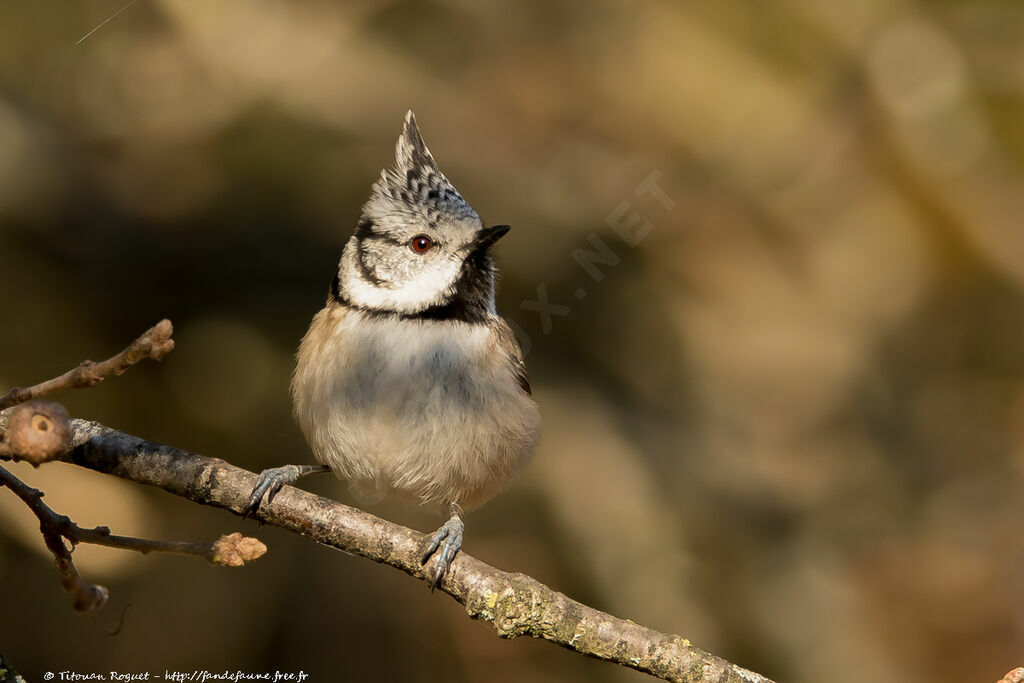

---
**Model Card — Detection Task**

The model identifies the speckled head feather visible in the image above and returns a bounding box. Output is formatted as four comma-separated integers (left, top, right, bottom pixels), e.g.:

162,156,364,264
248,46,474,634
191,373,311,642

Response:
362,110,480,236
335,111,506,320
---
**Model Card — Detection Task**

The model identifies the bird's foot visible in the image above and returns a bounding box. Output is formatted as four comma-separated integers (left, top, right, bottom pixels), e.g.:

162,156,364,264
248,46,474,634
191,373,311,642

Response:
245,464,330,518
420,503,464,591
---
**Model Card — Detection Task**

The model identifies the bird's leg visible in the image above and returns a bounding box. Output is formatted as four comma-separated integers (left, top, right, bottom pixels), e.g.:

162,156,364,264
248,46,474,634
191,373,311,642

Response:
245,464,332,517
420,502,464,590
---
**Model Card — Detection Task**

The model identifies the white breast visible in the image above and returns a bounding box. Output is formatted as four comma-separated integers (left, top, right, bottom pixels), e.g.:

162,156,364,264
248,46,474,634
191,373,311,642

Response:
291,305,540,512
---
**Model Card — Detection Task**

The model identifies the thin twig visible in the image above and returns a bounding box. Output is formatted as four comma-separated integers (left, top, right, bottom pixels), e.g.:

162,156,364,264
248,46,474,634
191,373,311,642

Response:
0,463,265,613
0,464,109,612
10,414,774,683
0,320,174,411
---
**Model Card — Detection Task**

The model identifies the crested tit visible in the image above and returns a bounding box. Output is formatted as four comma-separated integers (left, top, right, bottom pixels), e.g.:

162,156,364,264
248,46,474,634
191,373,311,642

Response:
247,111,541,588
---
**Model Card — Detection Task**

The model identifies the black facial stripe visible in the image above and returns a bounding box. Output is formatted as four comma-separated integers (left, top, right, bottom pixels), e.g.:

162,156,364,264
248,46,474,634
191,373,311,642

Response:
360,233,407,247
353,215,407,285
355,216,406,247
356,243,384,286
353,216,376,240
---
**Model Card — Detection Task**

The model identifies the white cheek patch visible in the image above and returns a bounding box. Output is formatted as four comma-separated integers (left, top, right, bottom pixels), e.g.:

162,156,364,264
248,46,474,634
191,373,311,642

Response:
342,245,463,313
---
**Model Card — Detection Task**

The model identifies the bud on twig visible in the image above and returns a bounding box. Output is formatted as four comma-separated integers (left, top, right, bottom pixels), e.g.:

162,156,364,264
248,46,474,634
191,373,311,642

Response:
0,400,72,466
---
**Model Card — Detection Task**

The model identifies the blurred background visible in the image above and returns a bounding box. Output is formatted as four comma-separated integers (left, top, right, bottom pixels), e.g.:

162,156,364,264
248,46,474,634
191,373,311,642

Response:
1,1,1023,681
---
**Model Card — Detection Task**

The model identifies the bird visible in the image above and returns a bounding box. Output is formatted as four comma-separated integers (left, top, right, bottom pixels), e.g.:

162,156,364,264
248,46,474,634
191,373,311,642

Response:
246,111,541,589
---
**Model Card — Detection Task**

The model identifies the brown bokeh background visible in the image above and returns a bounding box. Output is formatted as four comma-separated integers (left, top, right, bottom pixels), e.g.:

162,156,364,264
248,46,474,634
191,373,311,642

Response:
3,2,1024,682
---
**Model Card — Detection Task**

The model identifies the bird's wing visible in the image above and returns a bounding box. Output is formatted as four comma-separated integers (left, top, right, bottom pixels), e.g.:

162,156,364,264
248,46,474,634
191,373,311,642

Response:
492,317,532,396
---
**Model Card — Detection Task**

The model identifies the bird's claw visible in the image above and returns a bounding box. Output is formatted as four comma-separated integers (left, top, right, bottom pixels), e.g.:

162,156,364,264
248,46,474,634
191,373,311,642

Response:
245,465,305,518
421,505,464,591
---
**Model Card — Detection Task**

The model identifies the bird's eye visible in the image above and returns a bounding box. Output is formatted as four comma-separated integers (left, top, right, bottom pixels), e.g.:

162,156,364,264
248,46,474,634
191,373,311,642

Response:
410,235,433,254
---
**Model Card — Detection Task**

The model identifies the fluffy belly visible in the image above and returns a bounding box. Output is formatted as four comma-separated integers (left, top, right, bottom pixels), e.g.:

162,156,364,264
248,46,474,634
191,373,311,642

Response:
291,306,540,511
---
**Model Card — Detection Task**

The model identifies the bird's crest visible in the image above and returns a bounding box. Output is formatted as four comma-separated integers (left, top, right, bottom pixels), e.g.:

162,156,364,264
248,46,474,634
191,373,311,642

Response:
363,111,480,230
395,110,440,177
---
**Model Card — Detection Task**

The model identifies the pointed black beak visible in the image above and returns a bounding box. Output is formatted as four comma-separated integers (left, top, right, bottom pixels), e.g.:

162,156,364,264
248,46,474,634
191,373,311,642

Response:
474,225,511,251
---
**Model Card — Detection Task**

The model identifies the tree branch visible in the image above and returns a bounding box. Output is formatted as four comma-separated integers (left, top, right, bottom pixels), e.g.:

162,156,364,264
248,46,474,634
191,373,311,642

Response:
0,319,174,411
6,413,772,683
